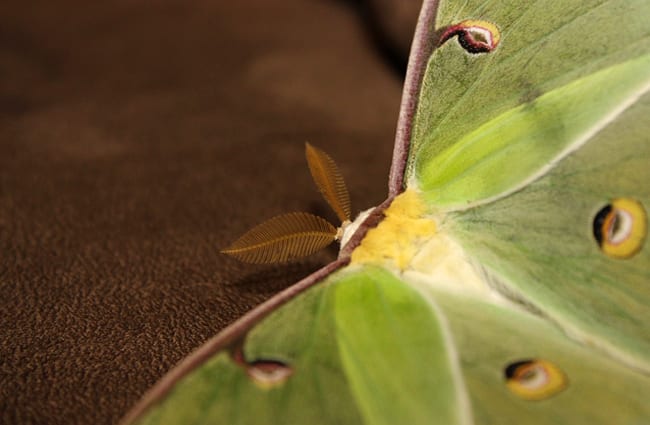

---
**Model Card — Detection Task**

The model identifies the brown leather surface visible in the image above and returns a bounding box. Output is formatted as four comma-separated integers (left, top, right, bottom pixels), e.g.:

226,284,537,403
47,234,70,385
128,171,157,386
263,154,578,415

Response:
0,1,416,423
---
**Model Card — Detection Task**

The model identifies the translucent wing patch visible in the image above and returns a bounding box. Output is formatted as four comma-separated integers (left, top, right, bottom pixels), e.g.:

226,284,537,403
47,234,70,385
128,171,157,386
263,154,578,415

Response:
448,88,650,371
405,0,650,210
417,55,650,209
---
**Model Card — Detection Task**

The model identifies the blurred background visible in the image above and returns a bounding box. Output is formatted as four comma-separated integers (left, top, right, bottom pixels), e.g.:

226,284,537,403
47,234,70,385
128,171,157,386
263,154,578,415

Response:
0,1,420,423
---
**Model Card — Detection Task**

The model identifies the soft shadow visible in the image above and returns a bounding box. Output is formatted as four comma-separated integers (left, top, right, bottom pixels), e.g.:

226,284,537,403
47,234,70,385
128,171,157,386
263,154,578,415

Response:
332,0,421,78
226,259,330,295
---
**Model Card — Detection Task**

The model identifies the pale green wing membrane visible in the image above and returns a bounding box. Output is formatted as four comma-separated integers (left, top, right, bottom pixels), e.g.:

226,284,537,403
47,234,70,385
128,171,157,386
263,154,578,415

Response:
128,266,465,425
396,0,650,373
128,265,650,424
128,266,650,425
420,56,650,207
406,0,650,375
447,88,650,370
419,286,650,425
408,0,650,210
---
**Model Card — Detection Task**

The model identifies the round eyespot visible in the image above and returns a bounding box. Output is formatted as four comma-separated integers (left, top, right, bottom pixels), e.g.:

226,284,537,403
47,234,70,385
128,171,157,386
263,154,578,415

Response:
504,359,567,400
593,198,647,259
439,20,501,54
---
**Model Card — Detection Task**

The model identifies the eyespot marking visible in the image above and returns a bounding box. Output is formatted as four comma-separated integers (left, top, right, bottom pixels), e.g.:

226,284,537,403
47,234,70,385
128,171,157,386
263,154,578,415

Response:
504,359,567,400
231,345,293,389
246,359,293,389
593,198,647,259
439,20,501,54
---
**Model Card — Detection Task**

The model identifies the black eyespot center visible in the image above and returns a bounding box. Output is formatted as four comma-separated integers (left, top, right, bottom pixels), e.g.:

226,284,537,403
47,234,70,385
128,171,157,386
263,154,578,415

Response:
504,359,534,379
593,204,613,246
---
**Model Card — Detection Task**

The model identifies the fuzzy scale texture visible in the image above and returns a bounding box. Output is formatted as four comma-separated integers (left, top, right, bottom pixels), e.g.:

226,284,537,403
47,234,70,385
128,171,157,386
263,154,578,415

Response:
0,1,418,424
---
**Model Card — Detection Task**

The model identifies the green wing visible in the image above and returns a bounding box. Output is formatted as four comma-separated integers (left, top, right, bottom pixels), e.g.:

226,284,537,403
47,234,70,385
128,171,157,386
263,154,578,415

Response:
424,285,650,425
446,90,650,370
122,0,650,423
400,0,650,372
126,266,464,425
125,266,650,425
407,0,650,209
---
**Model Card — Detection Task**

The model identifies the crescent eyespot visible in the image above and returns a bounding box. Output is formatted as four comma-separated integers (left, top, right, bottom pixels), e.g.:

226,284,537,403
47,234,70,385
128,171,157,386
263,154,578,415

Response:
438,19,501,54
504,359,568,400
231,345,293,389
246,360,293,389
593,198,647,259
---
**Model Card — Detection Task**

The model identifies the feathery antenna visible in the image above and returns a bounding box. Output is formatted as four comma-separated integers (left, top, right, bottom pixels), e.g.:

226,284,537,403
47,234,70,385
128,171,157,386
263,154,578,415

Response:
221,212,337,264
305,143,351,223
222,144,352,264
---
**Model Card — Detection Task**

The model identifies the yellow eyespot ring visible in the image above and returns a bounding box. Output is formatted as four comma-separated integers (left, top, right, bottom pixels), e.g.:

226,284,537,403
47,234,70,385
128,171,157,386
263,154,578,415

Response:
504,359,567,400
593,198,647,259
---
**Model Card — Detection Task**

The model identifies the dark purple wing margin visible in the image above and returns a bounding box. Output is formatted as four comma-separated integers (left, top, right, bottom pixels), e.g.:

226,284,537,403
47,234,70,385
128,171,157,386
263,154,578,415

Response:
388,0,440,196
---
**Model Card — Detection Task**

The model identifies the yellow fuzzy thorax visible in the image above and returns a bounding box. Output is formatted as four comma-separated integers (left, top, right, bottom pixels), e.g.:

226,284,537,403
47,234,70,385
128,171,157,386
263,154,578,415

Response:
350,189,437,270
349,189,494,297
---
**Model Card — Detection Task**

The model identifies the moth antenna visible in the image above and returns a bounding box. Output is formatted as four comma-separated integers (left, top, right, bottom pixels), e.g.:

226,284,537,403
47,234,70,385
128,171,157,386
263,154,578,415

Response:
221,212,337,264
305,143,352,223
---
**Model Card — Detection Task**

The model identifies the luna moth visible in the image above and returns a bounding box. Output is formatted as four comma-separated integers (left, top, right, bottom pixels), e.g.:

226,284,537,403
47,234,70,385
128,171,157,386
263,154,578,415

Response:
121,0,650,423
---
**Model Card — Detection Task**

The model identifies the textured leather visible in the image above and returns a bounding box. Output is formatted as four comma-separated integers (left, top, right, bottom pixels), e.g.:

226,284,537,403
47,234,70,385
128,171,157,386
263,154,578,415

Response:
0,1,417,423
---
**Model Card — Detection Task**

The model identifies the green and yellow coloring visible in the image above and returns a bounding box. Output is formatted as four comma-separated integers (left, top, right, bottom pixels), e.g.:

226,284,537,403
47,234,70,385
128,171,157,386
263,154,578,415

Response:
504,359,568,401
351,189,490,296
351,189,436,270
593,198,647,259
122,0,650,424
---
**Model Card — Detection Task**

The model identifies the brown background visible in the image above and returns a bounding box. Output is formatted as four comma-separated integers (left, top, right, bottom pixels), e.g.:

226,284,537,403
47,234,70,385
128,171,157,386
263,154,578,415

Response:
0,1,418,423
